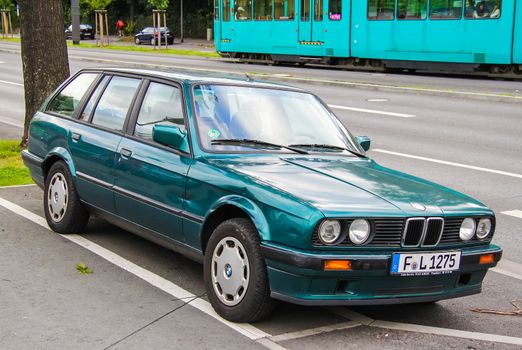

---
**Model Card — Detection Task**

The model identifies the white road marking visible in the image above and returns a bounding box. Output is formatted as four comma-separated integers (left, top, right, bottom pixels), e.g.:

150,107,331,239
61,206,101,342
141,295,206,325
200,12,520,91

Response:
373,149,522,179
0,116,23,128
331,307,522,347
269,321,360,342
502,210,522,219
492,259,522,281
0,61,5,64
370,320,522,346
326,307,374,326
0,79,23,87
329,104,416,118
0,196,282,349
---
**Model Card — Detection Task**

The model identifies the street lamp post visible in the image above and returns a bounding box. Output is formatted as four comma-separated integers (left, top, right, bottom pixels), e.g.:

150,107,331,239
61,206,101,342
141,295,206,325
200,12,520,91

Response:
180,0,183,43
71,0,80,45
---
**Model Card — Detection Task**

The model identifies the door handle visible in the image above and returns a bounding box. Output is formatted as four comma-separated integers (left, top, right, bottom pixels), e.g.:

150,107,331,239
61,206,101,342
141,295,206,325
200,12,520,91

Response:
120,148,133,158
71,132,81,142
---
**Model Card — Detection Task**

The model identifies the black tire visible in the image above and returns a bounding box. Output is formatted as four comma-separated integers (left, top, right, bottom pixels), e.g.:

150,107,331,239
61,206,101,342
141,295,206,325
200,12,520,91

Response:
44,161,89,234
204,218,275,322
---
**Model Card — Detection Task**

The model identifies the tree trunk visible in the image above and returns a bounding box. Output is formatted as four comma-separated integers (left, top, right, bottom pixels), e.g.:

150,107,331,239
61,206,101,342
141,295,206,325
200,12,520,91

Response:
19,0,70,146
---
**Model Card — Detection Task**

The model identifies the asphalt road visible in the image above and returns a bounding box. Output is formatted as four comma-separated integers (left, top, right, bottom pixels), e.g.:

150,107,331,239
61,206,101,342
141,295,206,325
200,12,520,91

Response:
0,45,521,349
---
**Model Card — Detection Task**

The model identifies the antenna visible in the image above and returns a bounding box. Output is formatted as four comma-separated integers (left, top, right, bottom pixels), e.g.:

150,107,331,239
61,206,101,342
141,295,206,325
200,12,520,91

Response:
224,53,254,82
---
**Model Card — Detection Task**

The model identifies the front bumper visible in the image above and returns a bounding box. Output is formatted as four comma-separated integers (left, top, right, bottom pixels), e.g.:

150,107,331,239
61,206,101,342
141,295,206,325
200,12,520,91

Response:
261,242,502,305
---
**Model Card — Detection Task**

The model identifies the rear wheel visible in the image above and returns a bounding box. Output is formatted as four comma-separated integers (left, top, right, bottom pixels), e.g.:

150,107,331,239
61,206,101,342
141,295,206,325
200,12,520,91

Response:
44,161,89,234
135,37,140,45
150,38,155,45
204,218,275,322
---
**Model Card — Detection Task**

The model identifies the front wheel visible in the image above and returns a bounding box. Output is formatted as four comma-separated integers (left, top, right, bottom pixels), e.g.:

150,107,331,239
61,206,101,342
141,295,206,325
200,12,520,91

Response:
204,218,275,322
135,37,140,45
44,161,89,234
150,38,155,45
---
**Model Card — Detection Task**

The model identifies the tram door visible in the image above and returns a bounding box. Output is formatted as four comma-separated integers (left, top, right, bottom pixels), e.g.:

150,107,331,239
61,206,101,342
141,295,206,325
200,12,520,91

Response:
219,0,234,51
298,0,325,54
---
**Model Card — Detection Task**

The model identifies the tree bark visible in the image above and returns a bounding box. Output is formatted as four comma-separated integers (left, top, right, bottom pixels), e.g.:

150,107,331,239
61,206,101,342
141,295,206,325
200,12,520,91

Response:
19,0,70,146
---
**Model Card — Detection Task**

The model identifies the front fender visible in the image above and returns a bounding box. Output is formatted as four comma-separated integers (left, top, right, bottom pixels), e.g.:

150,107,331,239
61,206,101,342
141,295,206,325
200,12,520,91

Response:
207,195,271,241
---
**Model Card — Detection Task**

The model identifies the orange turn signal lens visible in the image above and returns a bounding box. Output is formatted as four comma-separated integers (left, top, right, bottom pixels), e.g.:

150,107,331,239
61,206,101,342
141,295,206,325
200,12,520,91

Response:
479,254,495,265
324,260,352,271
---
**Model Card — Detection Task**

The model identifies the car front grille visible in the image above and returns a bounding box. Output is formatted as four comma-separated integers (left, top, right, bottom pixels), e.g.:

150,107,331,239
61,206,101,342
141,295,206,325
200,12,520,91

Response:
312,217,494,248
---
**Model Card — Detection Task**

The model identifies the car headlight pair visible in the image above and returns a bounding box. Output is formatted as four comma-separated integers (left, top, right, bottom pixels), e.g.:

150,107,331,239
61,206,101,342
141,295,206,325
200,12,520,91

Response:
459,218,492,241
318,219,370,245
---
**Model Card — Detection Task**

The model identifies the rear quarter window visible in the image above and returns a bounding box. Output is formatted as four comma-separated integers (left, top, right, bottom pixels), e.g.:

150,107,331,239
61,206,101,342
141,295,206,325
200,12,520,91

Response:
46,73,98,118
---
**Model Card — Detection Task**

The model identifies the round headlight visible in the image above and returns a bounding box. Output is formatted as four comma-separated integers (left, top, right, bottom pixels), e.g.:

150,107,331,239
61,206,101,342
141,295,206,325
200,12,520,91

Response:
318,220,342,245
459,218,476,241
349,219,370,245
476,218,492,240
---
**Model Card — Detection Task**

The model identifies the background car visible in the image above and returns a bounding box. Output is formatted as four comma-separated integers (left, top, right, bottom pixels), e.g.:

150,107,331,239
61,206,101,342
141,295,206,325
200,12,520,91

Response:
135,27,174,45
65,24,94,40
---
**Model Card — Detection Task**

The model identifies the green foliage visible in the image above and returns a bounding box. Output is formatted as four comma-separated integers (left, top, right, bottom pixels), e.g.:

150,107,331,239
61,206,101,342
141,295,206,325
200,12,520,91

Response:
0,0,14,10
76,263,93,274
147,0,169,10
82,0,113,11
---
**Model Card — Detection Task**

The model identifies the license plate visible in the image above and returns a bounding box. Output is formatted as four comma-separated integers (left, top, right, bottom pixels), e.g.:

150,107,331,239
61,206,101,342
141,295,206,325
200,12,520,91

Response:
391,251,461,276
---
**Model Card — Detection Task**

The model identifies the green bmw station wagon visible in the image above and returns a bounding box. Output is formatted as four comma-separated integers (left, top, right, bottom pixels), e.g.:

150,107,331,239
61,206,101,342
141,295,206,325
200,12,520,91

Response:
23,68,502,322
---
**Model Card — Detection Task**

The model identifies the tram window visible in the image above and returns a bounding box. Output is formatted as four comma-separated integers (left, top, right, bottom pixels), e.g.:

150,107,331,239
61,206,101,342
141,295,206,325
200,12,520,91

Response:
397,0,427,19
464,0,501,19
254,0,273,20
235,0,252,20
214,0,219,20
429,0,462,19
301,0,310,20
314,0,324,21
223,0,230,21
329,0,342,20
275,0,295,20
368,0,395,20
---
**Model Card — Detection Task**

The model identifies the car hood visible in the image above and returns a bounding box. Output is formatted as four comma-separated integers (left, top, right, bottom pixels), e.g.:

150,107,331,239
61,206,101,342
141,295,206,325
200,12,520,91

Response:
208,156,490,217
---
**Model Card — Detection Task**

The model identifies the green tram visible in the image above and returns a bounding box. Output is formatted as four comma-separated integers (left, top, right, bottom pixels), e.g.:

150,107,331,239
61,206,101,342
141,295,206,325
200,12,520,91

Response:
214,0,522,76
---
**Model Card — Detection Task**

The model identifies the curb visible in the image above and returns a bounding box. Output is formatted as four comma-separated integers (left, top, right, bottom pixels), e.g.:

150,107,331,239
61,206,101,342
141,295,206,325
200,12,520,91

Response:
1,46,521,104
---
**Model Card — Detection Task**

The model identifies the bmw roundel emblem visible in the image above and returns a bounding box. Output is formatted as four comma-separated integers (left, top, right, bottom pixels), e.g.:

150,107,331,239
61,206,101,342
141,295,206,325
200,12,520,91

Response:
411,203,426,211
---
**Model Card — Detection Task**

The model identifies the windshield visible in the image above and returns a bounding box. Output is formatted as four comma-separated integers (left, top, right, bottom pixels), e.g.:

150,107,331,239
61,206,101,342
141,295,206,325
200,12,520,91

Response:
192,84,361,154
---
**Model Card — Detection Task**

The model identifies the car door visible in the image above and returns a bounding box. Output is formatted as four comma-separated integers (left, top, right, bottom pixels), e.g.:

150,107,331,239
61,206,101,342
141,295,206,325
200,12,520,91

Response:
113,79,191,243
69,74,142,213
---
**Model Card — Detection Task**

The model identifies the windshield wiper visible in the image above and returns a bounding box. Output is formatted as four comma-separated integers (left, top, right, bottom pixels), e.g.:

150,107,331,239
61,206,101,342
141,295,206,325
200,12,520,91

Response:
211,139,309,155
137,116,184,126
288,144,366,158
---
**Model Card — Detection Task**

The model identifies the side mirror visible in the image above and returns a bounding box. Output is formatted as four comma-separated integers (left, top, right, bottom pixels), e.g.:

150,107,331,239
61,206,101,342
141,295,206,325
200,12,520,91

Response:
355,136,371,151
153,124,189,153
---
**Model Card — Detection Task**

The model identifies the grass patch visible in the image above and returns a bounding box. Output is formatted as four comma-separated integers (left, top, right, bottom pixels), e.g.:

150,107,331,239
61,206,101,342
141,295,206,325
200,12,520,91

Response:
67,41,220,58
0,140,33,187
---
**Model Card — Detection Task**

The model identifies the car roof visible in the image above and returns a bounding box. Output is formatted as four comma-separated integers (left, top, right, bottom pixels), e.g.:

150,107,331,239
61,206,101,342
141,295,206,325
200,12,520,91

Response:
84,67,306,92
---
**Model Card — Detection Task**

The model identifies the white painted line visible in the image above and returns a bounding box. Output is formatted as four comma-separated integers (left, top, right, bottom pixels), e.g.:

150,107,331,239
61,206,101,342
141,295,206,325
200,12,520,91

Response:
492,259,522,281
373,149,522,179
0,61,5,64
270,321,360,342
326,307,374,326
0,79,23,87
0,183,36,189
0,196,280,348
502,210,522,219
257,338,289,350
0,116,24,128
329,104,416,118
371,320,522,346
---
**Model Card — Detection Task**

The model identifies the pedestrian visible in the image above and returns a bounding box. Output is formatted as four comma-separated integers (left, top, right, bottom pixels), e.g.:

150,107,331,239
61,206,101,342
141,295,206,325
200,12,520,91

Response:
116,19,124,37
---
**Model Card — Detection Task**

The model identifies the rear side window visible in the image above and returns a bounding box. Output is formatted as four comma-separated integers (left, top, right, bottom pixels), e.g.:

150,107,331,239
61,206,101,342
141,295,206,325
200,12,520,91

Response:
91,76,141,131
368,0,395,20
47,73,98,118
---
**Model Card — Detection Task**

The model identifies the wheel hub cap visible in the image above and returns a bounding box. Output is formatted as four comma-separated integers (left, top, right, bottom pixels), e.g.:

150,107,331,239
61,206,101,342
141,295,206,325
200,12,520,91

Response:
47,173,68,223
211,237,250,306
